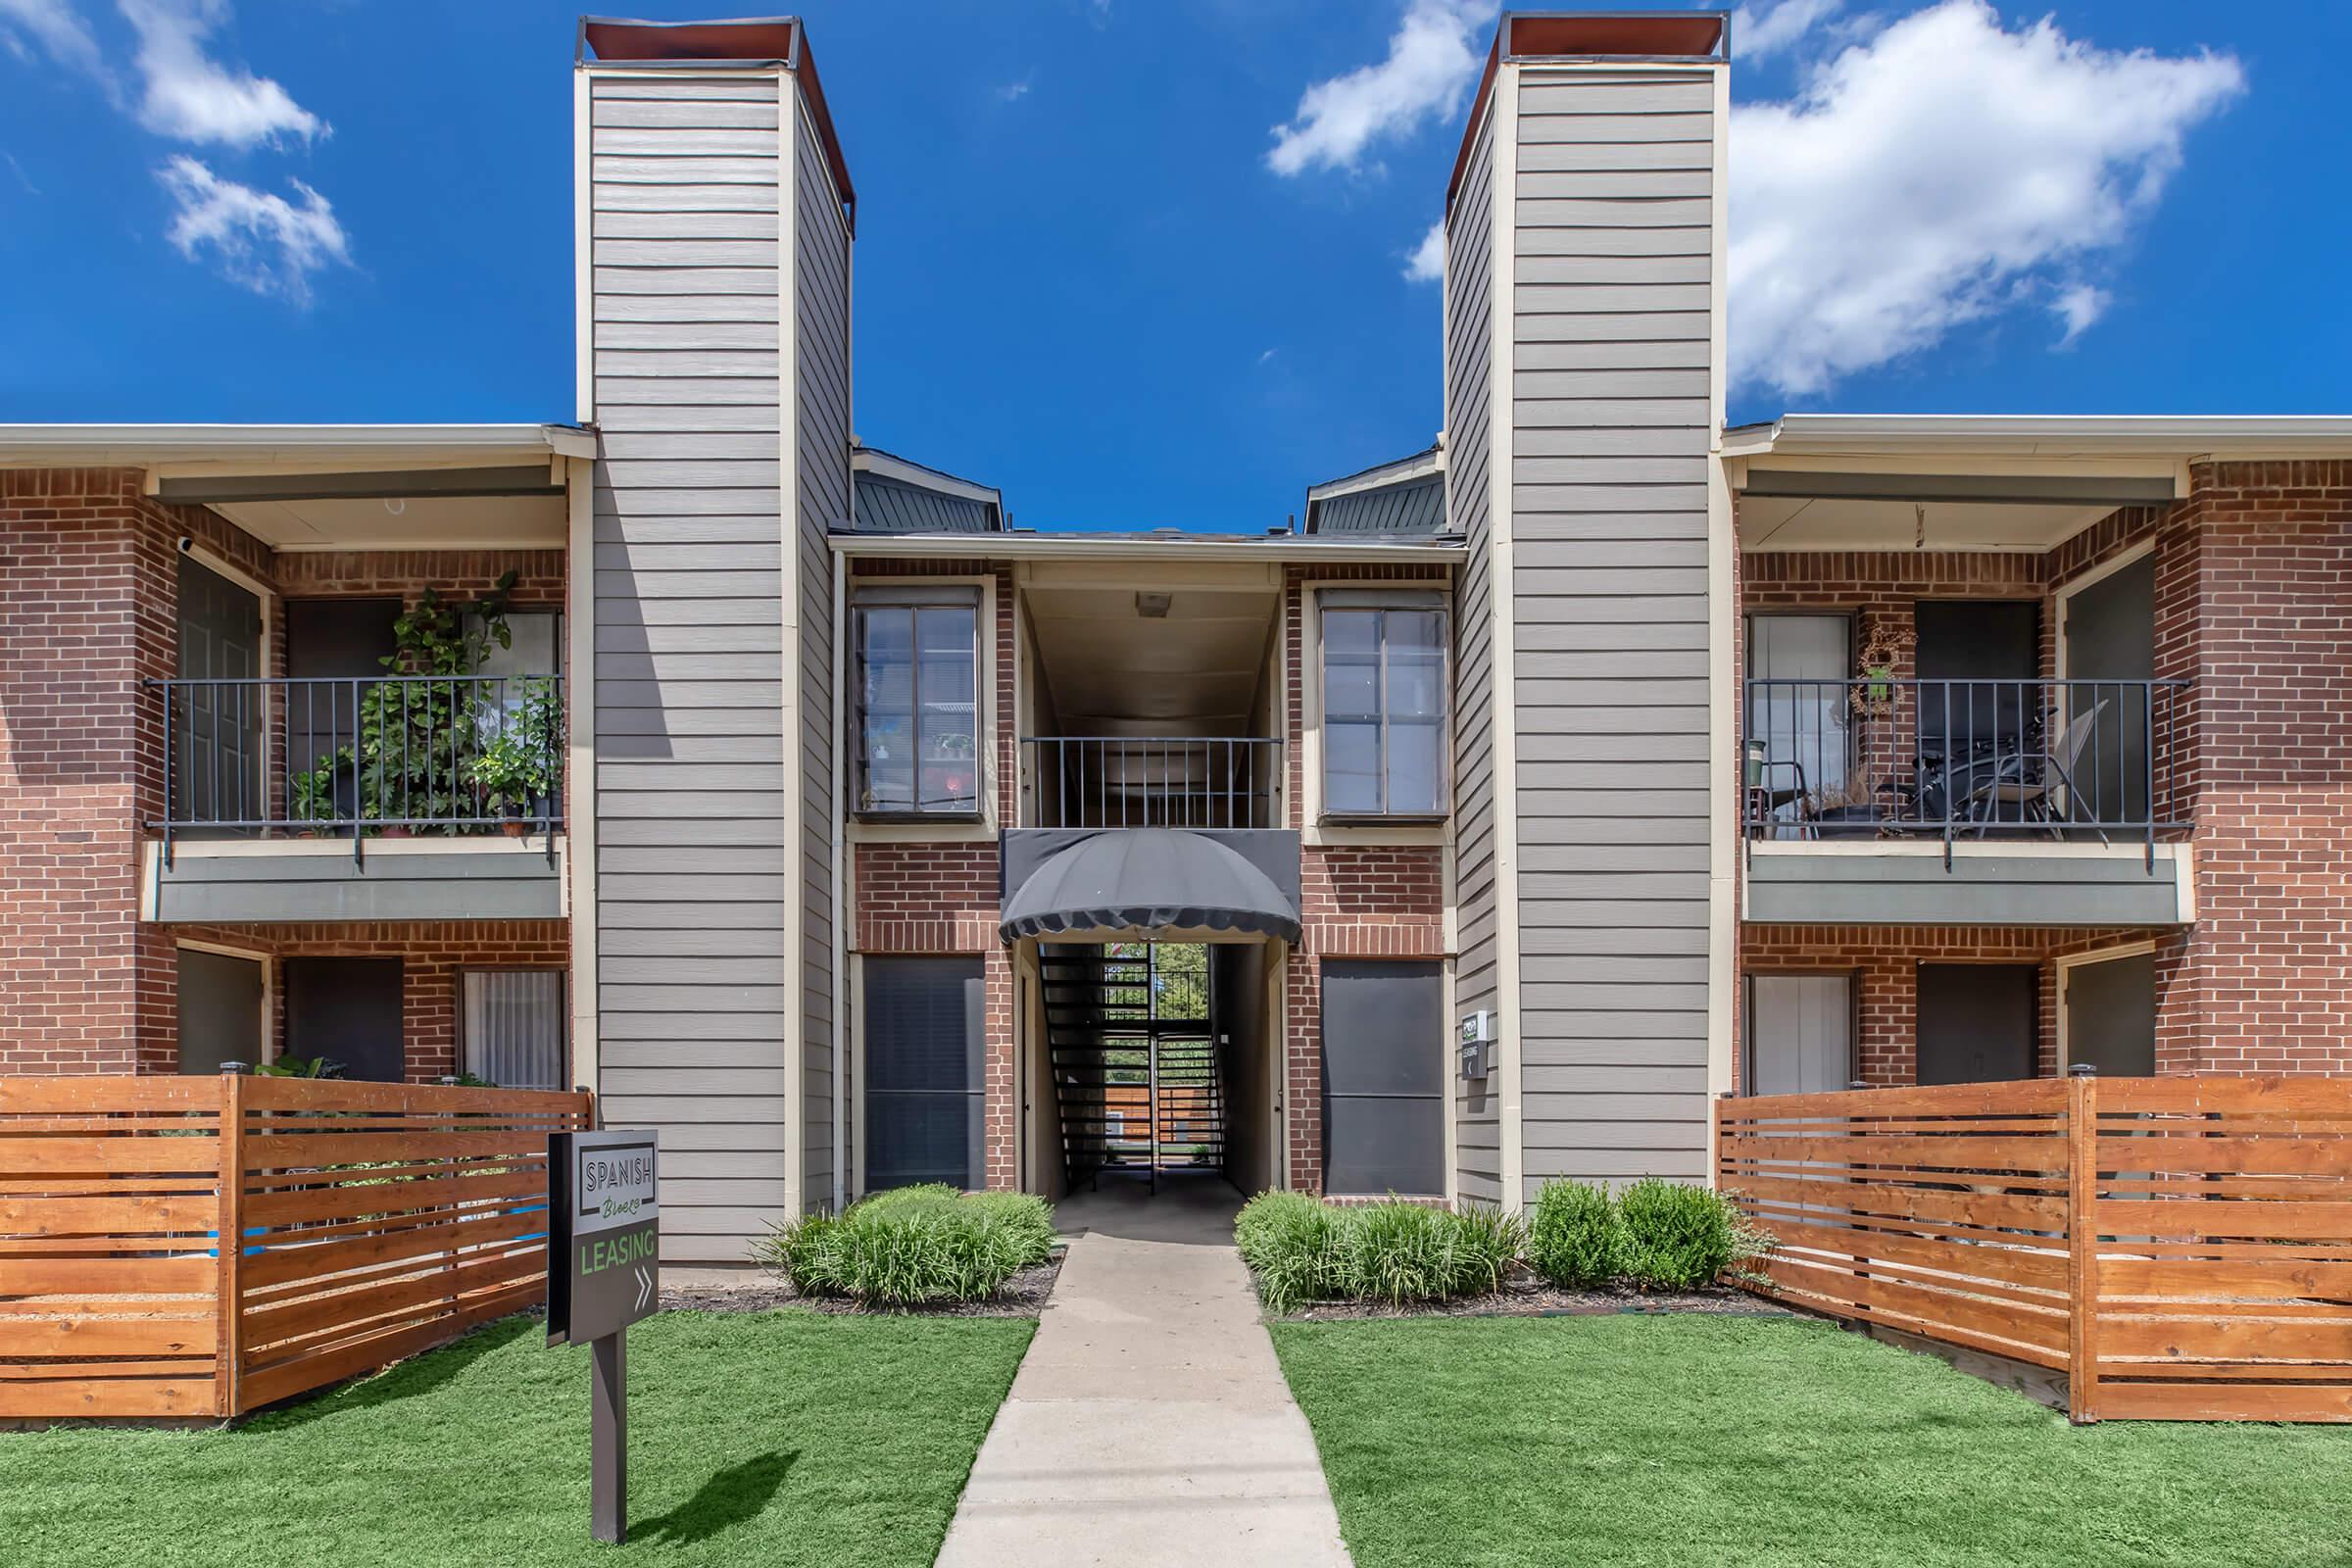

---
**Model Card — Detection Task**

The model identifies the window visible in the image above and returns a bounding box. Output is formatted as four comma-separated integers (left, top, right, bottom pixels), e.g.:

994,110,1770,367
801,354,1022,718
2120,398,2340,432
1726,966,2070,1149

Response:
462,970,566,1090
1321,960,1445,1196
1320,595,1447,817
283,957,404,1083
855,591,980,815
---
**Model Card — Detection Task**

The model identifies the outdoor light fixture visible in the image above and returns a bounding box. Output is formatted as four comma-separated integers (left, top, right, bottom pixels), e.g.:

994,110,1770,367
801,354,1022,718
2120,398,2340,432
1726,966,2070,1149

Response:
1135,591,1171,617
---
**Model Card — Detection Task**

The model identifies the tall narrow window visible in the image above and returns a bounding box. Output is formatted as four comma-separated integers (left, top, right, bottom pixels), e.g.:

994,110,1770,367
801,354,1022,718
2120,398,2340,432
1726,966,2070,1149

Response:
1321,595,1448,817
462,969,566,1089
864,956,985,1192
855,590,980,815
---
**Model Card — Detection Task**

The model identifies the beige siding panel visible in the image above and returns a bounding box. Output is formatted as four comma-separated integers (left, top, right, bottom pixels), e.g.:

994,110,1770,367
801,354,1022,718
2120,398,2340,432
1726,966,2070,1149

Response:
1509,66,1718,1203
589,73,792,1262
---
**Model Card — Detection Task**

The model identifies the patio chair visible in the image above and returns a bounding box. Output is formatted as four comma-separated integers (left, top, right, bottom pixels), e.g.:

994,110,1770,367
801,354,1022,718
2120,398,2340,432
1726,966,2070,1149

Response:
1957,700,2109,842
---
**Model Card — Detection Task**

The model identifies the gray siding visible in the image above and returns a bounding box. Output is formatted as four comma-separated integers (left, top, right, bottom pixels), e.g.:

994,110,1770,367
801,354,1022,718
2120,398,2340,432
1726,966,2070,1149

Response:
590,74,792,1262
1744,852,2187,927
149,847,564,923
852,472,993,532
1444,97,1500,1205
1313,475,1445,535
1510,70,1716,1199
794,94,850,1207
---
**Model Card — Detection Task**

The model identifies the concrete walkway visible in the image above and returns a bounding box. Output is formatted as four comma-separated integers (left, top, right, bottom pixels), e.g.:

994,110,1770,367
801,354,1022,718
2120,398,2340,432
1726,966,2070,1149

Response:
935,1171,1352,1568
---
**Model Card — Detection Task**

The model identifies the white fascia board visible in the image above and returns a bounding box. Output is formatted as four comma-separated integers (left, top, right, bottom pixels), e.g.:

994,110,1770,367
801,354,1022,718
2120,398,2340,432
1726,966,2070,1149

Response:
829,532,1464,565
1743,413,2352,461
850,447,1001,508
0,423,594,468
1305,449,1445,504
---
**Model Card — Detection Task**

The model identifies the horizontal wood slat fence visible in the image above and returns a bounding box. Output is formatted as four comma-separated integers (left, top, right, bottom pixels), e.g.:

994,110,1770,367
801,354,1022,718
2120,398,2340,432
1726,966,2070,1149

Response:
1,1075,591,1420
1719,1076,2352,1422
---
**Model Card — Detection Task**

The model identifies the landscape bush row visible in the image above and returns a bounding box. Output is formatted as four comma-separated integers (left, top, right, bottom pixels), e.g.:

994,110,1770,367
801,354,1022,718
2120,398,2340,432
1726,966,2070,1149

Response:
759,1185,1057,1305
1234,1179,1772,1314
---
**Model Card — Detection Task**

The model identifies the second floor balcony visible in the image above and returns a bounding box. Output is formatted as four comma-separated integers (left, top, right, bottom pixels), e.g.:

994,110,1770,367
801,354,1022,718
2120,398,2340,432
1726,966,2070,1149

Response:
144,673,565,923
1021,736,1282,830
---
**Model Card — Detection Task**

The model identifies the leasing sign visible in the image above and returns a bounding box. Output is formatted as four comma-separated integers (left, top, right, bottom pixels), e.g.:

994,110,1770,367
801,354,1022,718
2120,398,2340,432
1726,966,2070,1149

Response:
548,1130,660,1348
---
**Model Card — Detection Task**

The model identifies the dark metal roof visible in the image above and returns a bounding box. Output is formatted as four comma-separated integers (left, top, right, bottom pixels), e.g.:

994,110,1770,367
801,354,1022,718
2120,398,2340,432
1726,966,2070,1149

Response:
849,446,1003,532
999,829,1301,944
1304,445,1447,535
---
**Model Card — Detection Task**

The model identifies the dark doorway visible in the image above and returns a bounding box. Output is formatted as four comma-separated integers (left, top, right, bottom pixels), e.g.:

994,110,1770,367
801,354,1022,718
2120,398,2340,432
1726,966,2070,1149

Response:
864,956,985,1192
2064,951,2156,1077
1321,960,1445,1196
175,557,263,828
2062,555,2155,828
283,956,406,1082
177,948,264,1074
286,598,402,779
1916,962,2037,1084
1915,599,2039,746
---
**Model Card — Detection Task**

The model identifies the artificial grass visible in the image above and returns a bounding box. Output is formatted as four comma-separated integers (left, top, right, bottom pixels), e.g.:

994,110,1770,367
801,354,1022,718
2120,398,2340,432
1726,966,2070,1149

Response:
2,1310,1033,1568
1272,1315,2352,1568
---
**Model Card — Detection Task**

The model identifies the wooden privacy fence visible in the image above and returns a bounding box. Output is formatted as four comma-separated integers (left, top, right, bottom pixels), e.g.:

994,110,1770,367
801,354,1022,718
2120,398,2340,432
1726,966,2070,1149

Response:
1718,1075,2352,1423
1,1074,591,1420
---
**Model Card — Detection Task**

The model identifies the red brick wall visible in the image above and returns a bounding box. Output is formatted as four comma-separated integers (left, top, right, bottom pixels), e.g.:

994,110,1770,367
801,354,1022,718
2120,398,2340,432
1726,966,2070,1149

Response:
138,920,569,1081
0,467,569,1076
1740,924,2158,1087
2161,462,2352,1073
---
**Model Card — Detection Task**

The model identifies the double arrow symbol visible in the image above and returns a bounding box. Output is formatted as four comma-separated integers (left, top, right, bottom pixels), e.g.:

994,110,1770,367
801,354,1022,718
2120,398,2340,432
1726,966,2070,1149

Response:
634,1265,653,1313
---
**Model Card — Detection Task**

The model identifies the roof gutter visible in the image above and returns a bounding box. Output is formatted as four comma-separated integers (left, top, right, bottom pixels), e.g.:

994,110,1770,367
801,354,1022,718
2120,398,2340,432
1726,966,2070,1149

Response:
1736,414,2352,460
0,423,596,464
830,532,1464,564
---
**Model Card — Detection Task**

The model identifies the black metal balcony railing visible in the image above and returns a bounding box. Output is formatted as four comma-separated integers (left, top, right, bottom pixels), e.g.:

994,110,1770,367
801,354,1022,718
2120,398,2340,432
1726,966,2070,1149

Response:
1742,677,2190,863
1022,737,1281,829
150,674,564,860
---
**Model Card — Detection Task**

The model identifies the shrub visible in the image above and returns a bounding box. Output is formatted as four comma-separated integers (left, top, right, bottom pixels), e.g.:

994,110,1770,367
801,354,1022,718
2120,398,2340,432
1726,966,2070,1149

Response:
1614,1178,1766,1292
1527,1179,1622,1288
1235,1194,1526,1314
757,1185,1056,1305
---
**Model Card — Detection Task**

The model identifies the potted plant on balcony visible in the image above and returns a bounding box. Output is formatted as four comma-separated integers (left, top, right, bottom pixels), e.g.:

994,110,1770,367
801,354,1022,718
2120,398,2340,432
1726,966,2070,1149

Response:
467,679,562,835
355,572,521,835
289,749,351,837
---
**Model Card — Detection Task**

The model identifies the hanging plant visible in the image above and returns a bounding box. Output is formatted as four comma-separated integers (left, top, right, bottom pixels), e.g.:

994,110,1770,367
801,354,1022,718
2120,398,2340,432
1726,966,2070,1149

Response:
1850,619,1915,717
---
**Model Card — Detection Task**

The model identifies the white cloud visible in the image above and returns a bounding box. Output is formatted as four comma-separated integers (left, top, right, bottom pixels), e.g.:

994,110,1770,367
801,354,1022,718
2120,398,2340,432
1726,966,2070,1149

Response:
1730,0,2242,396
1256,347,1277,365
995,75,1031,103
158,154,348,303
121,0,322,148
1266,0,1493,177
0,0,103,75
1402,219,1444,283
1733,0,1840,60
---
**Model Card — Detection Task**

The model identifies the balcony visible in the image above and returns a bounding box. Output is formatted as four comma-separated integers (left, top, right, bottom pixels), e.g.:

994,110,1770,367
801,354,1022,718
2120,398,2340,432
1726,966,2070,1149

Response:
142,674,565,923
1020,736,1282,830
1742,676,2193,926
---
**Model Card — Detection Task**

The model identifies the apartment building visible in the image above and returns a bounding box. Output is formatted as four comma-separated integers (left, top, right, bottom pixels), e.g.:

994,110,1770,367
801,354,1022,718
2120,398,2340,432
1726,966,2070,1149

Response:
0,13,2345,1263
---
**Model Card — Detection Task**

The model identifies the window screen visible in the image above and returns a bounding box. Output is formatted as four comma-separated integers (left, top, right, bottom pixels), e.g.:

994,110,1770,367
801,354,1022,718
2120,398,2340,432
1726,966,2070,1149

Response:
462,970,566,1089
855,601,980,814
863,956,985,1192
1321,960,1445,1196
1321,603,1448,817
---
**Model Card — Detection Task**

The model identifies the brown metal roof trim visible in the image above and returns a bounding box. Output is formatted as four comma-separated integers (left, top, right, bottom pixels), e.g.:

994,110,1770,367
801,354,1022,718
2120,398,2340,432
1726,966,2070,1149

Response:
579,16,858,234
1445,11,1728,220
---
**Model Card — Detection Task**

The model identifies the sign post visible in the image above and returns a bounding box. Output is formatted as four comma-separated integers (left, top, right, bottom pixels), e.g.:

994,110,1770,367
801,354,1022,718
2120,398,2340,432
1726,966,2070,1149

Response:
548,1128,660,1545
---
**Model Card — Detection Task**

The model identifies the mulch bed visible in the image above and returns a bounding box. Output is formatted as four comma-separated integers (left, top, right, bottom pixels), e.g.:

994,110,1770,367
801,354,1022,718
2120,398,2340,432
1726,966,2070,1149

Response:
1280,1274,1788,1323
660,1252,1063,1319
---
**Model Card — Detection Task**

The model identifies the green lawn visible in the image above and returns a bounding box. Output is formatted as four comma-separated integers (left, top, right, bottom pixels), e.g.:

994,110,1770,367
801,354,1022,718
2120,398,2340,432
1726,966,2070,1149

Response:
2,1311,1032,1567
1272,1315,2352,1568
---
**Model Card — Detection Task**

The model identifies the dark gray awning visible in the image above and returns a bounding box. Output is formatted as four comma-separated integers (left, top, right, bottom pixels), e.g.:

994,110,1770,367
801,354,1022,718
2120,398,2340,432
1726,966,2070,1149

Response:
999,829,1301,945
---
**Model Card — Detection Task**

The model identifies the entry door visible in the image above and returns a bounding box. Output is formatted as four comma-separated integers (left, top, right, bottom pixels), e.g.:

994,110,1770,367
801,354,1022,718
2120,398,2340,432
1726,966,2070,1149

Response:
2064,952,2155,1077
177,949,263,1074
1321,960,1445,1197
283,956,405,1082
1914,602,2039,799
2062,555,2155,828
864,956,985,1192
1916,963,2036,1085
1747,974,1853,1096
1747,615,1848,819
285,598,401,778
175,557,263,827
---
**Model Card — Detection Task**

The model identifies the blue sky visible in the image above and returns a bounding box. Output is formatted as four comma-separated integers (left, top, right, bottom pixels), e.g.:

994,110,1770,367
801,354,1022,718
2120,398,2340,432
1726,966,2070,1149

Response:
0,1,2344,531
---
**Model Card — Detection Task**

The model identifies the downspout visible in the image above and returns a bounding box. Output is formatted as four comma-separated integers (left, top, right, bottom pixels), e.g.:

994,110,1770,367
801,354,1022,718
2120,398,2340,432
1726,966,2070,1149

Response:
830,547,849,1214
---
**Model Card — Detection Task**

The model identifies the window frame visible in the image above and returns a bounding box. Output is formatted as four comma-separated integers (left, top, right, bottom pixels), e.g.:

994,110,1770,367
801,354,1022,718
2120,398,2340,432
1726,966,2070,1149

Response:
459,966,569,1091
1314,593,1451,823
852,586,987,822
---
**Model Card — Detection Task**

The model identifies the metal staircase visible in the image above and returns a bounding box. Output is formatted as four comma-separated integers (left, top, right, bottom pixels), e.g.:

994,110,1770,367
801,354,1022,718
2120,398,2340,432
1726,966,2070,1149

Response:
1041,944,1225,1192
